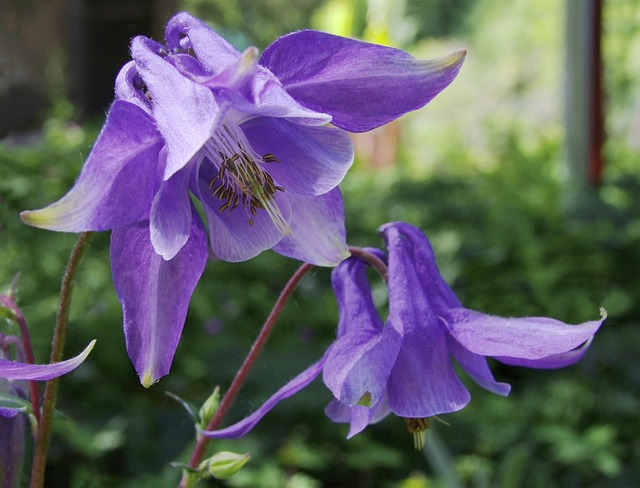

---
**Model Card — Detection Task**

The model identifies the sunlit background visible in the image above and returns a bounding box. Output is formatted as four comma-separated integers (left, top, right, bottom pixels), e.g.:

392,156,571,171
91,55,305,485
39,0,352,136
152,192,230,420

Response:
1,0,639,486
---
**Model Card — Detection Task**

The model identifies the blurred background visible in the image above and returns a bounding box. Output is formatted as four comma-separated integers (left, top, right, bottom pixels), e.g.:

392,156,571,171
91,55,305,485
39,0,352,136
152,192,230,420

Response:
1,0,640,486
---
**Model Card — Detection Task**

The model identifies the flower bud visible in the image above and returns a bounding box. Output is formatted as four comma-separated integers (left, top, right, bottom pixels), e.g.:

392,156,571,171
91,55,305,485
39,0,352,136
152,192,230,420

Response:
201,451,250,480
198,386,220,430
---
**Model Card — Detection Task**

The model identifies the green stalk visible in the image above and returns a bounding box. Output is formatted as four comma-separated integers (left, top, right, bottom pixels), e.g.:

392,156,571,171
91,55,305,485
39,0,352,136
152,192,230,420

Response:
29,232,93,488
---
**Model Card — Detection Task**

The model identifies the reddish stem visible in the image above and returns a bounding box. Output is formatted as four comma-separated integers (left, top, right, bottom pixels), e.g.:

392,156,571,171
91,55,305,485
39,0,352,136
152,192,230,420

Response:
348,246,389,282
178,262,314,487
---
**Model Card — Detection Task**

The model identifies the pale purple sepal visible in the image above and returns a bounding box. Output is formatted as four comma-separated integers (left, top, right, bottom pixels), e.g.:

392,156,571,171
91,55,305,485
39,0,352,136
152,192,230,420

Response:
110,212,208,386
201,359,325,439
261,31,466,132
272,189,350,266
0,340,95,381
445,308,604,360
495,336,596,369
20,101,162,231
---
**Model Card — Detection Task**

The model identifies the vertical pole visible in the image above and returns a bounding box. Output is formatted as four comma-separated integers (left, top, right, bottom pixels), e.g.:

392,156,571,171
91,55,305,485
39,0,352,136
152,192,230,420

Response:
565,0,604,210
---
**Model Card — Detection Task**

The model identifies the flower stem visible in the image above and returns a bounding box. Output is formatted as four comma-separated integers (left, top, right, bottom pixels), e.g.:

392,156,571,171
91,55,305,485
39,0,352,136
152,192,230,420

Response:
29,232,93,488
178,262,313,488
347,246,389,281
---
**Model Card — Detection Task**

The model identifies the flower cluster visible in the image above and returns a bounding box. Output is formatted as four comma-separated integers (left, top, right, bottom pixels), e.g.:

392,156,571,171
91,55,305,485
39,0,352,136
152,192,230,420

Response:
203,223,603,442
17,12,604,464
21,13,465,387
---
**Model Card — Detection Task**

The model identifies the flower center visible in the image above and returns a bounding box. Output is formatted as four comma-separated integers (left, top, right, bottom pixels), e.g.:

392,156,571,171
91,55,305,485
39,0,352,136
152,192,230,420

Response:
204,125,289,234
403,417,432,450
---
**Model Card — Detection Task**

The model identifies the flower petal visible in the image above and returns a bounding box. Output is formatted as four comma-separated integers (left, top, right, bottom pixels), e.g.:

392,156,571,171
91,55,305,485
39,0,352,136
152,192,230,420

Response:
385,224,470,416
131,36,218,179
272,189,350,266
196,159,290,262
325,401,381,439
202,359,324,439
379,222,461,313
323,324,402,408
386,322,470,417
445,308,604,360
323,255,401,407
150,166,193,260
261,31,465,132
495,336,596,369
164,12,240,74
242,117,353,197
110,213,208,387
20,101,162,231
0,406,25,418
115,61,152,115
331,251,385,337
0,340,96,381
447,335,511,396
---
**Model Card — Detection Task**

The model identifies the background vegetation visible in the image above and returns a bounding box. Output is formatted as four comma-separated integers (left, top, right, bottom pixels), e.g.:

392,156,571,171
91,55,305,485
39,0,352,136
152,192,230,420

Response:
1,0,640,486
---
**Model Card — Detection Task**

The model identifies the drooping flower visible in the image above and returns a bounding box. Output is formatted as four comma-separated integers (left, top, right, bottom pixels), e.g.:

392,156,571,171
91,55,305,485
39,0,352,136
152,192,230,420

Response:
202,222,604,442
21,13,466,386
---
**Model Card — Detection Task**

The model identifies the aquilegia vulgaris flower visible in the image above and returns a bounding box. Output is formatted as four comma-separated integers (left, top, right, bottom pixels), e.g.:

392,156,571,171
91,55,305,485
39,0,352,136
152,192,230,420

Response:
203,222,604,445
21,13,466,386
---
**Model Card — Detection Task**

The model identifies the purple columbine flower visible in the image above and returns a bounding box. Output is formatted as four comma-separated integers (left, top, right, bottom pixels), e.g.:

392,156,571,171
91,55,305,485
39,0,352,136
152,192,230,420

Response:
202,222,604,443
20,13,466,387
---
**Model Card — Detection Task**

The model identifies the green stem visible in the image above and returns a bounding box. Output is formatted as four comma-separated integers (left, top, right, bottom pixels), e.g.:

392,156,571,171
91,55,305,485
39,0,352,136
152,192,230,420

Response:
29,232,93,488
178,262,314,488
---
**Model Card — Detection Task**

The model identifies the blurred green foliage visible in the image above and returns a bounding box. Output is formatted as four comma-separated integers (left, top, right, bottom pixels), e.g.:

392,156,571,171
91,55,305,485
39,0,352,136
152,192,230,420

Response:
1,0,640,486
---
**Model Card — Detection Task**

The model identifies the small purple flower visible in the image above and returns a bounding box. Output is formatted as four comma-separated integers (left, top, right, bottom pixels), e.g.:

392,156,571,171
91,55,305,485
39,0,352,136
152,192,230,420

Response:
21,13,466,386
202,222,603,441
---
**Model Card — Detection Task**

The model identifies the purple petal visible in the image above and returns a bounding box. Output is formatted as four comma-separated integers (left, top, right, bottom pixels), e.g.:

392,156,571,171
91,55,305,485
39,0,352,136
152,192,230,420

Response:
0,406,25,418
0,340,95,381
495,337,596,369
325,396,391,438
331,253,385,337
272,189,349,266
261,31,465,132
21,101,162,231
110,213,208,387
447,335,511,396
202,359,324,439
445,308,604,360
195,159,290,262
323,254,401,406
385,224,470,416
323,324,402,408
242,117,353,197
150,166,193,260
380,222,461,313
164,12,240,73
115,61,152,115
386,322,470,417
131,36,218,179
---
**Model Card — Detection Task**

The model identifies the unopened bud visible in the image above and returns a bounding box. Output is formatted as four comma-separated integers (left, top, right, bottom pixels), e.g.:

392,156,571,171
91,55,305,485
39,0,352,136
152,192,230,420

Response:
201,451,250,479
198,386,220,429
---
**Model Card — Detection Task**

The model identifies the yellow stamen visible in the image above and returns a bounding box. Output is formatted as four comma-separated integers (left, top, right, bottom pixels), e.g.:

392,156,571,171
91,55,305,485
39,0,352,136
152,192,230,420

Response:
403,417,432,450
